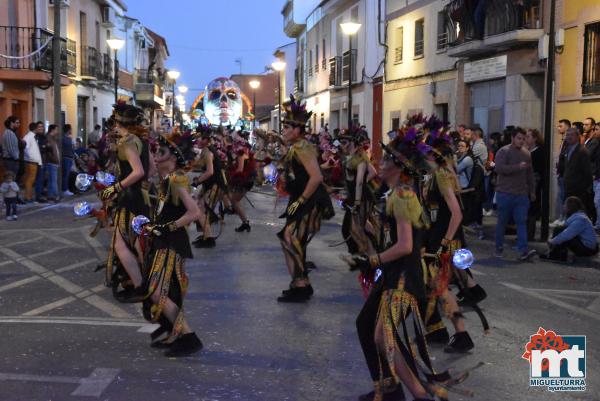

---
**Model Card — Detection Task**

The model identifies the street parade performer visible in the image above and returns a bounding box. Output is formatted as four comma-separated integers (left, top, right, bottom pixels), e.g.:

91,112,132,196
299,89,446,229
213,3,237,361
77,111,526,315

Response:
420,119,488,353
339,126,379,255
191,125,228,248
351,131,453,401
228,132,256,233
277,95,334,303
140,130,203,357
100,102,151,303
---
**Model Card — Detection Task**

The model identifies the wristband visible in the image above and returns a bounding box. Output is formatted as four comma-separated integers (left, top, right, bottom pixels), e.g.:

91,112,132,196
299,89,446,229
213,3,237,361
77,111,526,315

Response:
369,254,381,268
166,221,178,232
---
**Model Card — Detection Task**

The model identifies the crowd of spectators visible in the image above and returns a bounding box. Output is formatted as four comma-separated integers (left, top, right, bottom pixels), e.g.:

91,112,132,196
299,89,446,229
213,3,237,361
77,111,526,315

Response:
0,116,111,221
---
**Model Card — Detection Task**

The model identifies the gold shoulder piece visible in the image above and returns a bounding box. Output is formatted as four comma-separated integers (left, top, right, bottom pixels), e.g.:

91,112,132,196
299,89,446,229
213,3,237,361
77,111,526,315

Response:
169,170,190,206
435,167,459,194
386,186,425,228
287,139,317,162
117,134,142,160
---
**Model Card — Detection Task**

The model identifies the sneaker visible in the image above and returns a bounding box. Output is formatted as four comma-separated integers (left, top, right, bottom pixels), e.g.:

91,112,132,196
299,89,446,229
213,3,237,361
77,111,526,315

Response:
483,209,493,217
63,190,74,196
549,219,564,228
6,216,13,221
519,249,537,261
444,331,474,353
12,215,17,220
494,248,503,258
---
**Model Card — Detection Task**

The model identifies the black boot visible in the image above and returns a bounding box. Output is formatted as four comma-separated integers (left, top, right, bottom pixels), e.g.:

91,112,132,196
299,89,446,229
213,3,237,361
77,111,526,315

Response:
115,286,147,303
150,317,173,342
235,221,251,232
425,328,450,345
277,286,311,302
305,261,317,270
444,331,474,353
192,235,204,246
282,284,313,297
457,284,487,306
358,385,405,401
164,332,203,357
194,237,216,248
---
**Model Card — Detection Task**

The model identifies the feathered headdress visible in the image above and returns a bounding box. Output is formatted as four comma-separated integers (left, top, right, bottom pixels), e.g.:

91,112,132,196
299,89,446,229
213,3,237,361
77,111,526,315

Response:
282,94,313,127
194,124,214,139
108,101,146,128
381,125,431,177
339,125,370,144
158,130,196,168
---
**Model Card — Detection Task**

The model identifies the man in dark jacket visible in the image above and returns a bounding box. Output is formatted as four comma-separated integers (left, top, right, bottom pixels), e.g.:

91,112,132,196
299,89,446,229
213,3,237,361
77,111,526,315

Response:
34,122,49,202
563,127,594,218
584,118,600,229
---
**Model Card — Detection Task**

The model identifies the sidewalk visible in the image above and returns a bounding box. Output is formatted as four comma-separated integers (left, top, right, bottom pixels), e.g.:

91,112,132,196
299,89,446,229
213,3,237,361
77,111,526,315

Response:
469,213,600,270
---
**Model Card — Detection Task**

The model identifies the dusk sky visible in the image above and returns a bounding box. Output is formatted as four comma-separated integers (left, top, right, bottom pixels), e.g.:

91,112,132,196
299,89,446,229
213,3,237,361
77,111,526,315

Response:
126,0,291,105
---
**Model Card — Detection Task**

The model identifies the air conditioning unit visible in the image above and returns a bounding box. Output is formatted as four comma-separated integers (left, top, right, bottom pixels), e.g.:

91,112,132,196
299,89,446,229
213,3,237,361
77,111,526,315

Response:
101,6,115,27
49,0,70,7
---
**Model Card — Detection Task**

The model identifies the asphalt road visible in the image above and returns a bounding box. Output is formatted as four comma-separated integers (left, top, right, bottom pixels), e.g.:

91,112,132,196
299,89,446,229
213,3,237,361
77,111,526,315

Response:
0,190,598,401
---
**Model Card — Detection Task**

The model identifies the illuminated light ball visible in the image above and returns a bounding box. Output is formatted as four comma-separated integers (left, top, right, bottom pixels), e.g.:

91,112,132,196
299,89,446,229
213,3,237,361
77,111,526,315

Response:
73,201,91,217
263,163,278,184
131,215,151,235
75,174,94,192
453,249,474,270
374,268,382,282
95,171,115,186
336,199,344,208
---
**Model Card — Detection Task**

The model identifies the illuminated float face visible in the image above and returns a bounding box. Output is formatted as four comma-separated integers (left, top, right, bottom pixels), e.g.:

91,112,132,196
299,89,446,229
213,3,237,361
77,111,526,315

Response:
203,77,242,126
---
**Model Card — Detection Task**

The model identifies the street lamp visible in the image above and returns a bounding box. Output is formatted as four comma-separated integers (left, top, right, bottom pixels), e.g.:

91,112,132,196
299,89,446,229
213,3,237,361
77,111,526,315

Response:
106,38,125,103
340,22,361,129
249,79,260,128
167,70,181,130
271,61,286,134
178,85,188,94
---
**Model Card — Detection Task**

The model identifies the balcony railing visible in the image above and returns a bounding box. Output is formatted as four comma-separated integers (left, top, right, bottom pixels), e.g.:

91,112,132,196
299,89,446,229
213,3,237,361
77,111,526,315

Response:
80,45,99,78
445,0,542,47
437,32,448,50
0,26,75,76
99,53,112,83
342,49,357,84
329,56,341,87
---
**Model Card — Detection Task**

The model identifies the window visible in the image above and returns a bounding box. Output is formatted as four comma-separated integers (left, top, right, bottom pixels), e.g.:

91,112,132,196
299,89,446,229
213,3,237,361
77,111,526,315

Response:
394,27,403,64
315,44,319,72
322,39,327,70
391,117,400,130
80,12,88,46
583,22,600,96
437,11,448,50
308,50,313,77
415,19,424,58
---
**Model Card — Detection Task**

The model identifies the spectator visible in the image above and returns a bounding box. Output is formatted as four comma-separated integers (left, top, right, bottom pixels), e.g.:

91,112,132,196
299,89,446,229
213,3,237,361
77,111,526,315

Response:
572,121,584,137
45,125,60,202
21,122,43,203
74,137,87,156
493,128,537,260
457,124,466,140
462,126,473,143
470,127,488,228
551,119,571,227
583,118,600,229
62,124,75,196
526,129,544,241
541,196,598,262
34,122,49,202
88,124,102,146
563,127,593,217
2,116,21,176
456,139,474,189
0,171,19,220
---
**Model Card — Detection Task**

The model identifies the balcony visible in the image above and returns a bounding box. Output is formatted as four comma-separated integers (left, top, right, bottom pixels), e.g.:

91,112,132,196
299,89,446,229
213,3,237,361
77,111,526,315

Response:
282,0,306,38
329,56,341,87
294,67,305,96
135,68,165,108
0,26,75,81
98,53,112,83
80,45,99,79
342,49,357,85
445,0,542,58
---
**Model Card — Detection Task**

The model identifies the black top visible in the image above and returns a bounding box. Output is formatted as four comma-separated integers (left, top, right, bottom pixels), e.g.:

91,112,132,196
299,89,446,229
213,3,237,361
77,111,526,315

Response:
152,173,193,259
380,186,426,300
343,151,373,206
115,135,150,217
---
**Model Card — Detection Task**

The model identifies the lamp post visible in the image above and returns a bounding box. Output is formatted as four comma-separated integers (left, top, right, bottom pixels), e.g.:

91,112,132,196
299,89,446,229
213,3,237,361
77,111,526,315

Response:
249,79,260,128
167,70,181,130
106,38,125,103
340,22,361,129
271,60,286,134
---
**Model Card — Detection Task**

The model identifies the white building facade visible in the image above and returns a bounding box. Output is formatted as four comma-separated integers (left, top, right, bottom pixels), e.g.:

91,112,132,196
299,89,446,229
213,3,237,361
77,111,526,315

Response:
383,0,457,136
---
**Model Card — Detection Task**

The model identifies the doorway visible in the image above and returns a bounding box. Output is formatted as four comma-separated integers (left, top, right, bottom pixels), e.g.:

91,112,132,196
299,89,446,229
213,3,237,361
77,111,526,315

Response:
77,96,88,144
